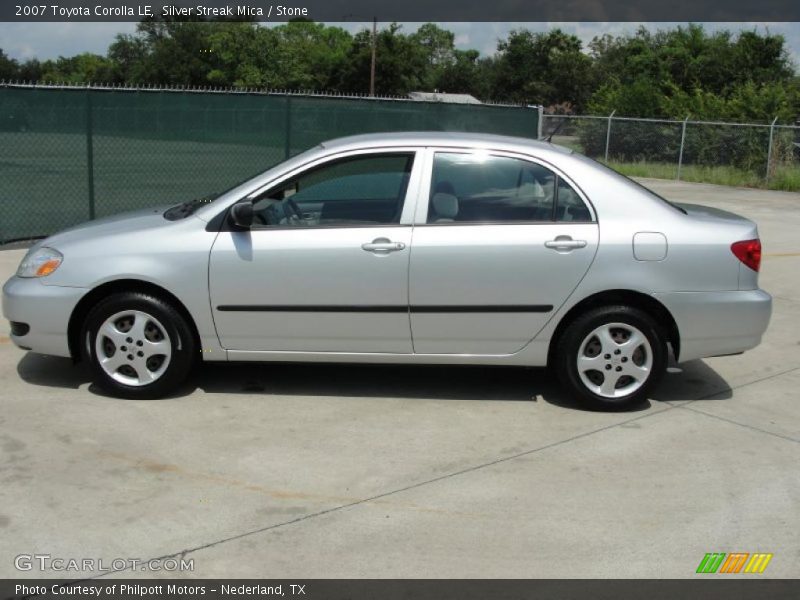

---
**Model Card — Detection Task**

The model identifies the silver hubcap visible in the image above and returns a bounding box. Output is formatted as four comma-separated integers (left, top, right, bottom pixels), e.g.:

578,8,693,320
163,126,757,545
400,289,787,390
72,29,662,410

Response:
94,310,172,387
577,322,653,399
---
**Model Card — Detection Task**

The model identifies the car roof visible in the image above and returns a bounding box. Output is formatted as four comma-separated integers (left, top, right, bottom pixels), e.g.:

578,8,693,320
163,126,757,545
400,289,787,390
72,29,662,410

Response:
319,131,574,157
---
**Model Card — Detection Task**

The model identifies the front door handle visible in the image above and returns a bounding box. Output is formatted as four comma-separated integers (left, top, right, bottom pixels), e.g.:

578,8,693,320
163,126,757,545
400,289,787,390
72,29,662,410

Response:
362,237,406,253
545,236,587,251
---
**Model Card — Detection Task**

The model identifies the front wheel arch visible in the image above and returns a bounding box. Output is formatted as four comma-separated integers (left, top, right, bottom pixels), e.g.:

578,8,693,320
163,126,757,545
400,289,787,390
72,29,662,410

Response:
547,289,680,367
68,279,200,363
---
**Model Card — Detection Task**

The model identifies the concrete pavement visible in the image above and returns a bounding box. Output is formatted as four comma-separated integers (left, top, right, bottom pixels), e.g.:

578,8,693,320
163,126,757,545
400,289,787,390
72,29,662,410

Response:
1,179,798,579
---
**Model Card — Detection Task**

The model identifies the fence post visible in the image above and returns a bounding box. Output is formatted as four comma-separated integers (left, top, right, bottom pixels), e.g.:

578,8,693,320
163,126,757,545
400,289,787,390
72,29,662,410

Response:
677,114,690,181
537,104,543,140
284,95,292,159
604,110,615,162
765,116,778,185
85,88,96,220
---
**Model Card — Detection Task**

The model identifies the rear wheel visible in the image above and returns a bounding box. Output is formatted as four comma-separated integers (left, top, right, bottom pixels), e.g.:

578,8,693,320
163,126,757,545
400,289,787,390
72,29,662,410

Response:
81,292,196,399
555,305,667,410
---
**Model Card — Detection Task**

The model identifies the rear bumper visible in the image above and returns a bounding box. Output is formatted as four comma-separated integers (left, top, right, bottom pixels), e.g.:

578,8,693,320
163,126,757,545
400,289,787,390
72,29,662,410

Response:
2,276,87,358
653,289,772,363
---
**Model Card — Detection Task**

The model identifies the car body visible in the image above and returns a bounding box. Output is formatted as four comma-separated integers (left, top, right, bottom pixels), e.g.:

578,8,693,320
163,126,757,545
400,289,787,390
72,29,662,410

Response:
3,132,772,408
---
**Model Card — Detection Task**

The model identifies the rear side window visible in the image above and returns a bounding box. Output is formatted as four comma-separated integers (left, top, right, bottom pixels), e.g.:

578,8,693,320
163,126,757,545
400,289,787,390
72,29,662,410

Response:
555,177,592,222
427,152,592,224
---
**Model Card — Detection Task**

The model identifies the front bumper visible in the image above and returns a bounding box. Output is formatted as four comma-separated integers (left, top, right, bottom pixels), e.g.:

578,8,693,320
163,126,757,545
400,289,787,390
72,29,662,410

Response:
653,289,772,363
2,276,87,357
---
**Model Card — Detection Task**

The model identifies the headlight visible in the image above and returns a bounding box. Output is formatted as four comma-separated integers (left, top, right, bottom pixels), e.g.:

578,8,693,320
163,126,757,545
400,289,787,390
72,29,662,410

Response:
17,247,63,278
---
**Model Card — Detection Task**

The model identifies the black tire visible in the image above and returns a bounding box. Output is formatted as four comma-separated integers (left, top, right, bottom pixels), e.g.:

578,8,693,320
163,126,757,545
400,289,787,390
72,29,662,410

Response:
554,305,667,411
81,292,197,399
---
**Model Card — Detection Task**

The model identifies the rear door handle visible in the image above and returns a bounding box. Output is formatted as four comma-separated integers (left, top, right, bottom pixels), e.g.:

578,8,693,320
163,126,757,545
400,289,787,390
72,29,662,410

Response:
545,236,587,251
362,238,406,253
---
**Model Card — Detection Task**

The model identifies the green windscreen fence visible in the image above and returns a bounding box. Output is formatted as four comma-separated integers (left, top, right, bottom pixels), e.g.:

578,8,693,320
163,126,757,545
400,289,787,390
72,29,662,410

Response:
0,86,539,243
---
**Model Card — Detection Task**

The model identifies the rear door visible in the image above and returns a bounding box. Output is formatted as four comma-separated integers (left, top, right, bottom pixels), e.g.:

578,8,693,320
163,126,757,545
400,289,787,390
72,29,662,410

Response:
409,149,599,354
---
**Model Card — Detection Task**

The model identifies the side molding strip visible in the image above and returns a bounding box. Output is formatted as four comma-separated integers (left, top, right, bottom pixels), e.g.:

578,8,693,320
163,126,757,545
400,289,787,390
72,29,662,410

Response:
216,305,554,313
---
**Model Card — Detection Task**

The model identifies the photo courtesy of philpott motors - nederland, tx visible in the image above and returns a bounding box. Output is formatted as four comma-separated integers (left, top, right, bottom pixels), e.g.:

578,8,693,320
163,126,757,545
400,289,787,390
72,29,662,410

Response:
15,583,296,596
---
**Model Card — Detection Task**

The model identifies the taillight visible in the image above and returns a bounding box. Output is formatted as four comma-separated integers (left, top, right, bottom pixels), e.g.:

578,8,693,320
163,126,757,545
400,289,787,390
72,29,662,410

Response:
731,239,761,272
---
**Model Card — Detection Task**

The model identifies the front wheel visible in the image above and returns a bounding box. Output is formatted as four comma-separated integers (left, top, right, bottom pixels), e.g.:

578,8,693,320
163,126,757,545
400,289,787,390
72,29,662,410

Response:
555,305,667,411
81,292,197,399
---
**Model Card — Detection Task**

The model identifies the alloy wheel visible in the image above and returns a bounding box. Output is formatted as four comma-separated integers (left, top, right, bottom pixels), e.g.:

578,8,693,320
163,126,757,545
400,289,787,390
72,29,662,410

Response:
576,322,653,399
94,310,172,386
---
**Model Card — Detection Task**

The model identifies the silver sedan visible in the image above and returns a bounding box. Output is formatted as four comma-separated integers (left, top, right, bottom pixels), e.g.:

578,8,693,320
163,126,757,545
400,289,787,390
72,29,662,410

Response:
2,133,772,409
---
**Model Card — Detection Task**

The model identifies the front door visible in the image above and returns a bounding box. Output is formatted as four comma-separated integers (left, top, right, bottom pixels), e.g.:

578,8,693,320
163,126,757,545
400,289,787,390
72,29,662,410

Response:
209,151,419,353
409,150,599,354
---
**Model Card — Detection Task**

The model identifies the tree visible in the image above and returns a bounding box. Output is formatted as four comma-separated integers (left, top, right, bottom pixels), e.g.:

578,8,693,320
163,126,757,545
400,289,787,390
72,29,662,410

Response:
38,53,115,83
337,23,429,95
491,29,593,109
107,34,149,83
269,21,352,89
0,49,17,80
410,23,456,89
435,49,491,97
587,25,796,112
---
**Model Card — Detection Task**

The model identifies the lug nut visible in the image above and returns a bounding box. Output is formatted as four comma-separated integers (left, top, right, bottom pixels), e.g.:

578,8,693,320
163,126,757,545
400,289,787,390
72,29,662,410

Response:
127,354,133,361
614,349,621,355
605,364,612,370
615,366,622,372
136,340,143,346
121,346,127,351
604,354,610,359
126,337,133,343
137,351,144,357
622,357,628,363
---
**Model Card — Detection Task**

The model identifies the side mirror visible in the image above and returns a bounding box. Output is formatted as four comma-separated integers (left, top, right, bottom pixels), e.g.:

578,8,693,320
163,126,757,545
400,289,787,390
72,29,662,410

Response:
230,201,254,229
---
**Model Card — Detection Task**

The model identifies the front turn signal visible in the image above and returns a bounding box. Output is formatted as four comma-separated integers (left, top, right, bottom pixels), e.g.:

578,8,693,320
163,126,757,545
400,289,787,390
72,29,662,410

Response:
17,247,64,278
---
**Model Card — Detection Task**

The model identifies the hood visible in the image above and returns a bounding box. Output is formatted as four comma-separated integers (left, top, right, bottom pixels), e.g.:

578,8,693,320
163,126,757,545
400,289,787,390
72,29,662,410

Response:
40,206,172,249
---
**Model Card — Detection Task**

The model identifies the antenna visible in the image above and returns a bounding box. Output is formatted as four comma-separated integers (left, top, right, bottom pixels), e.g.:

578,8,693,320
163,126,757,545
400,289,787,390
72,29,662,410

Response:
544,116,567,143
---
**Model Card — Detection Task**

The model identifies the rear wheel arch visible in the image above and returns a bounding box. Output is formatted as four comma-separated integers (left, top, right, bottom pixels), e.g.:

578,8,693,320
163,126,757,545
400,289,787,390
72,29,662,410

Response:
547,289,680,365
68,279,200,362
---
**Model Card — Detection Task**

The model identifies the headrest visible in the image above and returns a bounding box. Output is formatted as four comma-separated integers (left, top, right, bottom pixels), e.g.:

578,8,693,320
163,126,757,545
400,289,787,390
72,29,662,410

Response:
434,181,456,195
432,193,459,219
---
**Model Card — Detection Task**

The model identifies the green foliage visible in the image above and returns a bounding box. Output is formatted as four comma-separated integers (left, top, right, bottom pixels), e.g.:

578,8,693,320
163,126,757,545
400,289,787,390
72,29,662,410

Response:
337,24,429,95
0,49,17,79
608,161,800,192
491,29,593,107
39,53,116,84
2,22,798,123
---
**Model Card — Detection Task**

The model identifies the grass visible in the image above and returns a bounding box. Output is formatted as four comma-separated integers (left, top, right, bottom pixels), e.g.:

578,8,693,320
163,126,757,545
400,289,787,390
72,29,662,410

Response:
550,134,800,192
607,161,800,192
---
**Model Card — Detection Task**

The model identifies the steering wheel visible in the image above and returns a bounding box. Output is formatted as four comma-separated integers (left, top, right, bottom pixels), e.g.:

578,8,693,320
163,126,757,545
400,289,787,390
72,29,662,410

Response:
283,198,303,224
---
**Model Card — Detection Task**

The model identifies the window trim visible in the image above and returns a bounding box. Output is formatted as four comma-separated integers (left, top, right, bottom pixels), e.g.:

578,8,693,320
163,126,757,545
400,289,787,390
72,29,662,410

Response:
414,147,596,226
217,147,424,232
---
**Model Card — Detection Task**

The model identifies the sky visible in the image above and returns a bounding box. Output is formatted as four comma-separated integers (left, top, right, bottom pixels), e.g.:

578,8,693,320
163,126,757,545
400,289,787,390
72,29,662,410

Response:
1,21,799,65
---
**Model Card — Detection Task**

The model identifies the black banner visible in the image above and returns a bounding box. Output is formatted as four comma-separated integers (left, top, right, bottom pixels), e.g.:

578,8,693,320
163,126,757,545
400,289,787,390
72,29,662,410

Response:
3,580,800,600
3,0,800,22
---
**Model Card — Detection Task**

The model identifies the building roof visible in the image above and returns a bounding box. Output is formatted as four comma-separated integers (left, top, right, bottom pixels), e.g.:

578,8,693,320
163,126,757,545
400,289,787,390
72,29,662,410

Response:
407,92,482,105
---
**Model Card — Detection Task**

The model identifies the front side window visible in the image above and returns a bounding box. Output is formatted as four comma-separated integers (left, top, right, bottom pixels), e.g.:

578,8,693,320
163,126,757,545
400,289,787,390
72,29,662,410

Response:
427,152,591,224
251,153,414,228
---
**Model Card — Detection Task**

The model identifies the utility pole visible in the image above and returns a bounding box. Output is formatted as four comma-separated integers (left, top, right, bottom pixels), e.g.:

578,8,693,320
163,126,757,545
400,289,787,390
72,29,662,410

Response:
369,17,377,97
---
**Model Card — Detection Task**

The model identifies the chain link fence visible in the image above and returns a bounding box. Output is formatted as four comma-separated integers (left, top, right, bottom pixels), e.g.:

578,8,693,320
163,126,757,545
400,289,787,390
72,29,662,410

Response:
0,84,540,244
542,113,800,191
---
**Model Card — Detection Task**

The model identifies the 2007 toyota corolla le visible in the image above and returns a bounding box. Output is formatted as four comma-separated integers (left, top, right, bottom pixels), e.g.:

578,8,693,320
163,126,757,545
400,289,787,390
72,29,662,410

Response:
2,133,772,409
